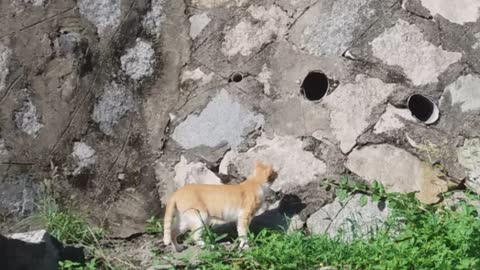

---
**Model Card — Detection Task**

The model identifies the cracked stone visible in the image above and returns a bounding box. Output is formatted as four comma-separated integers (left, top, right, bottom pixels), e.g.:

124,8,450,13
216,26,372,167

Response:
222,5,289,57
189,13,211,40
142,0,165,37
219,135,327,193
71,142,96,176
374,104,416,134
322,75,396,153
172,89,264,149
420,0,480,25
288,0,376,56
14,96,44,138
371,19,462,86
77,0,121,35
346,144,448,203
0,42,11,93
443,74,480,112
457,138,480,193
307,194,389,241
173,156,222,188
92,81,134,135
120,39,155,81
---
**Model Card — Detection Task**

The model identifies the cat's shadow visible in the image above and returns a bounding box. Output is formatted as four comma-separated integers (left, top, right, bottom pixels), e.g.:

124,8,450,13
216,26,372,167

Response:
212,194,306,241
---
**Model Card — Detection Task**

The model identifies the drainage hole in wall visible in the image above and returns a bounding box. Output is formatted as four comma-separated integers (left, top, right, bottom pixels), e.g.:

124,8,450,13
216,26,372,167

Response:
407,94,437,123
301,71,329,101
229,72,243,83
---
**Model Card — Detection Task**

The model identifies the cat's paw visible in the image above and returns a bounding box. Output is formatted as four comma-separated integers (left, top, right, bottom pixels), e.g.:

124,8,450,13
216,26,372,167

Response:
196,240,206,247
238,240,250,250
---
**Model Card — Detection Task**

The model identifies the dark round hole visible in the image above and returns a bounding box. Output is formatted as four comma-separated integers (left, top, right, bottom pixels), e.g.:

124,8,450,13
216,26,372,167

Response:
301,72,329,101
408,94,434,122
229,72,243,83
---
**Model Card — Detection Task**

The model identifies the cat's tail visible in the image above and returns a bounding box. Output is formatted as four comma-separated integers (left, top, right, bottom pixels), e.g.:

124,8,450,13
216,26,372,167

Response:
163,195,177,246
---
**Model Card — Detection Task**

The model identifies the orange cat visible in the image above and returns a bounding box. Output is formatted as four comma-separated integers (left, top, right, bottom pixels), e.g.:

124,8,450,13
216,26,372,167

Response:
163,161,275,252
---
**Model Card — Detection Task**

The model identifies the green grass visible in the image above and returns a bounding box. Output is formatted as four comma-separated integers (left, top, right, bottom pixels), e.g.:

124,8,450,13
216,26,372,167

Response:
38,166,480,270
166,181,480,270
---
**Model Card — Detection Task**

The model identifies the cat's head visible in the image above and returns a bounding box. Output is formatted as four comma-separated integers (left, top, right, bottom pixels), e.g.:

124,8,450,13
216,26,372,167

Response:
254,160,276,184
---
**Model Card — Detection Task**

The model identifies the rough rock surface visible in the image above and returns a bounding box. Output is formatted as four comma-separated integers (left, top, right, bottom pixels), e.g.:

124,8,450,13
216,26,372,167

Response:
120,39,155,81
323,75,397,153
1,0,480,248
374,104,416,134
457,138,480,193
419,0,480,25
172,90,264,149
219,135,327,193
307,194,389,241
92,81,134,135
371,19,462,86
77,0,121,35
173,156,222,188
443,75,480,112
346,144,448,203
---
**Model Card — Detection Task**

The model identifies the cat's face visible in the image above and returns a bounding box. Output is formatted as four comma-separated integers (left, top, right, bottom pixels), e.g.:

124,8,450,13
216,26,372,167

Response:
254,161,276,184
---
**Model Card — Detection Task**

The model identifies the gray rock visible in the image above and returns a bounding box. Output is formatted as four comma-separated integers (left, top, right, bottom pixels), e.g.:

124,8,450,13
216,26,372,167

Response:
373,104,416,134
0,42,11,93
321,75,397,153
173,156,222,188
0,174,40,217
120,39,155,81
221,5,289,57
14,95,44,138
92,81,134,135
219,134,327,193
172,89,264,149
419,0,480,25
288,0,377,56
70,142,96,176
307,194,389,241
370,19,461,86
2,230,84,270
143,0,165,37
189,13,211,40
443,75,480,112
346,144,448,204
77,0,121,35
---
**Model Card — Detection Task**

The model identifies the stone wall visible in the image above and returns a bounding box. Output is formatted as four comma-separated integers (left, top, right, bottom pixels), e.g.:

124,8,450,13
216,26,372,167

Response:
1,0,480,237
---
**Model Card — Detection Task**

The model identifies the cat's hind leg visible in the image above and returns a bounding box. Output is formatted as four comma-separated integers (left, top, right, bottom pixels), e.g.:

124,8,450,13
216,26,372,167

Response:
184,209,209,248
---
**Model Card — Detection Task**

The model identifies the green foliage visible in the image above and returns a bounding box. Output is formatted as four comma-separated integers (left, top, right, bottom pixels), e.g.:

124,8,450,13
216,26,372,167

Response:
39,198,104,245
59,259,98,270
145,216,163,235
169,177,480,270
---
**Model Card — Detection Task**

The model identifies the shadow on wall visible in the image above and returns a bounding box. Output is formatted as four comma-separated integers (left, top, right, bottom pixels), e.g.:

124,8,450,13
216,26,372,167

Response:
213,194,307,241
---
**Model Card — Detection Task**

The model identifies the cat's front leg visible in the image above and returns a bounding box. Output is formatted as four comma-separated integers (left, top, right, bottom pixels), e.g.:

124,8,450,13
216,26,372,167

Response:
237,209,253,250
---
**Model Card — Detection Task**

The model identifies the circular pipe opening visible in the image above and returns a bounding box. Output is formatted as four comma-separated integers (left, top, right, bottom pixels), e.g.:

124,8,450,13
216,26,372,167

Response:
407,94,439,124
229,72,243,83
301,71,329,101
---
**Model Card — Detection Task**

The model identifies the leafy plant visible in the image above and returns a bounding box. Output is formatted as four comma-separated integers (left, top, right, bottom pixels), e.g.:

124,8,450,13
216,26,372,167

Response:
145,216,163,235
59,259,98,270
